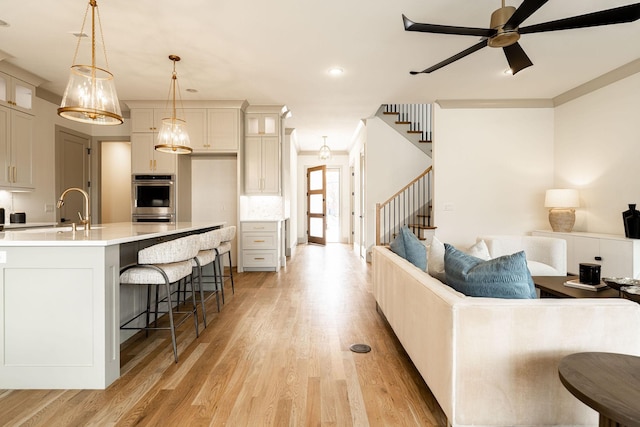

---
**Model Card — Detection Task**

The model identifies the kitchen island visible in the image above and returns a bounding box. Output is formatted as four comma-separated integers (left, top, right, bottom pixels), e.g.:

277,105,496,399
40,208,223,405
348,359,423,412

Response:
0,221,224,390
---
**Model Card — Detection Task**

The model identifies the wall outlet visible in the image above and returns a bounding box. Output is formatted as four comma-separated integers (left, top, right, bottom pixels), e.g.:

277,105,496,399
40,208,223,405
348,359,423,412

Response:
44,203,54,213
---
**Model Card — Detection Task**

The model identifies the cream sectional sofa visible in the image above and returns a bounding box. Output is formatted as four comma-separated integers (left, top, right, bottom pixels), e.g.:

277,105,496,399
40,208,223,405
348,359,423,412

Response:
372,245,640,427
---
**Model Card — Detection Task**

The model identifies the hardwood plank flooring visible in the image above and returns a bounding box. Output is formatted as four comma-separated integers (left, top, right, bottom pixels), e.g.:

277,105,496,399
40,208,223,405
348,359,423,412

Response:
0,244,446,426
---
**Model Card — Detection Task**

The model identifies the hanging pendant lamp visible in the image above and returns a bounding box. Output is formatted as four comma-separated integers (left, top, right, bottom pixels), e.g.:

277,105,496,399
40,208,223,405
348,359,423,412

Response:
155,55,192,154
319,135,331,160
58,0,123,125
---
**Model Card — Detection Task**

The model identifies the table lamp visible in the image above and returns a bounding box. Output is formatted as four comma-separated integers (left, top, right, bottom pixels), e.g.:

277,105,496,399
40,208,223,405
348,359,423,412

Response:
545,189,580,232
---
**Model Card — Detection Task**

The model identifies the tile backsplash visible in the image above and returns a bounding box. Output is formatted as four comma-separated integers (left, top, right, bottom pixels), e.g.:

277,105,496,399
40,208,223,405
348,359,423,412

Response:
240,195,284,219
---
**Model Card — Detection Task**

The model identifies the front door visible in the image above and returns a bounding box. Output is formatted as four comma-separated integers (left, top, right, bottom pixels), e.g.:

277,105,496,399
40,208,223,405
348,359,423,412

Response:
307,165,326,245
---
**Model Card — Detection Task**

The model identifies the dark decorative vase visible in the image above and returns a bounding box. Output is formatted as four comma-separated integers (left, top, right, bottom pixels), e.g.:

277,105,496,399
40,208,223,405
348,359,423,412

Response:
623,204,640,239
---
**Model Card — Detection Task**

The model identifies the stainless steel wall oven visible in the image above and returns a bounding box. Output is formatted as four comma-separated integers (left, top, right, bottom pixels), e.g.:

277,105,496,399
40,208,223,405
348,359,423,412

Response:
131,174,175,223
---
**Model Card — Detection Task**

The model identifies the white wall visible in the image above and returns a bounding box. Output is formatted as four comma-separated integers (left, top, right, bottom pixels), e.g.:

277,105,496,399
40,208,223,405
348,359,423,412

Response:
554,72,640,235
433,104,554,247
364,117,432,254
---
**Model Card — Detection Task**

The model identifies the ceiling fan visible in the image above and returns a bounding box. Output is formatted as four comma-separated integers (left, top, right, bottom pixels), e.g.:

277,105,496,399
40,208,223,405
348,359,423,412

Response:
403,0,640,75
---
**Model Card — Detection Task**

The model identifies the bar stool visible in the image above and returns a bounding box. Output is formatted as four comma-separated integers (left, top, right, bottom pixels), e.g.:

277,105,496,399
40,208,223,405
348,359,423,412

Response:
191,229,222,328
215,226,236,303
120,234,200,363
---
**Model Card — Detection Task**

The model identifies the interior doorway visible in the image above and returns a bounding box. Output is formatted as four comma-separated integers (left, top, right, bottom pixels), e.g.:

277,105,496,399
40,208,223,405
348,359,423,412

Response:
100,141,131,223
55,127,90,224
307,165,326,245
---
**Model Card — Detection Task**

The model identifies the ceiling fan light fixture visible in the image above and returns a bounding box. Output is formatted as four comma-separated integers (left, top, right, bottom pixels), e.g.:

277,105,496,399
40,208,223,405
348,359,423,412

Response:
58,0,123,125
155,55,192,155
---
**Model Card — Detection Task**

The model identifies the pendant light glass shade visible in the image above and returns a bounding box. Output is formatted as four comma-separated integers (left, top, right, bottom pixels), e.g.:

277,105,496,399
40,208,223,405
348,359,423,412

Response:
319,136,331,160
155,55,192,154
58,0,123,125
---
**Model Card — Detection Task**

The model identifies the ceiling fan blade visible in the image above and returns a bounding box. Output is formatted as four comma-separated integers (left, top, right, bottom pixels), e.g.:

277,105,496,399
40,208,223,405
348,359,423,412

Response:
403,14,493,37
504,0,549,31
520,3,640,34
503,42,533,75
410,39,489,74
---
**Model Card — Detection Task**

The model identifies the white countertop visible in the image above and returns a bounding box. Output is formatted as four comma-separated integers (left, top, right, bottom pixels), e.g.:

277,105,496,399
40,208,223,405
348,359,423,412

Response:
2,222,57,230
0,221,225,247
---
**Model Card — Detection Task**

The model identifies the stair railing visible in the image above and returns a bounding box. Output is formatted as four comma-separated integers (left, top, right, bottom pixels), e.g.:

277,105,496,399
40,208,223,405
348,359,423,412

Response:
376,167,433,246
383,104,433,142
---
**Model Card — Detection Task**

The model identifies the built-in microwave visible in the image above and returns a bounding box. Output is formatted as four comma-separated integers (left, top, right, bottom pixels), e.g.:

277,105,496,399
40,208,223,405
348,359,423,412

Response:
131,174,175,221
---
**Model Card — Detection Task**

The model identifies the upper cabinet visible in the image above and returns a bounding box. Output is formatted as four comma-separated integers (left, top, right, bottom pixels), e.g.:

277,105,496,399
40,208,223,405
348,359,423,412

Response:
127,101,247,156
246,113,279,136
243,106,285,195
0,69,36,190
0,71,35,115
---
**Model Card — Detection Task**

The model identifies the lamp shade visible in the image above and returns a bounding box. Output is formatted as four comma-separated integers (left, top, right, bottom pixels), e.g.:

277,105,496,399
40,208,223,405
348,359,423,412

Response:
544,189,579,208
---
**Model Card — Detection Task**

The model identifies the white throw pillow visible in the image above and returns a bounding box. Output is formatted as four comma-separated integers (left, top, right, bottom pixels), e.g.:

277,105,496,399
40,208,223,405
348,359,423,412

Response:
428,237,491,283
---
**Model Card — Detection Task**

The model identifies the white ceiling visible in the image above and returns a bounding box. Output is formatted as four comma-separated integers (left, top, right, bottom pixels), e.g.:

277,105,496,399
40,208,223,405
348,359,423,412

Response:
1,0,639,152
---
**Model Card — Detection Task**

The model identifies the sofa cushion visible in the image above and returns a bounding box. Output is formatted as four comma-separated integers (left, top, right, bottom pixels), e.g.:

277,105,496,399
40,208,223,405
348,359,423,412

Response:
429,236,490,283
390,226,427,271
444,244,537,299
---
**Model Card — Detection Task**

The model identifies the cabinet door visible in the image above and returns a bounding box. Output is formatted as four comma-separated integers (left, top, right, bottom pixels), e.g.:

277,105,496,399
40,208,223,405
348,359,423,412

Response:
183,109,207,151
244,136,262,193
131,134,153,173
0,106,10,186
130,109,156,133
0,72,34,114
246,113,279,136
152,147,177,174
600,239,633,278
261,136,280,193
10,110,33,188
207,109,238,152
571,236,600,275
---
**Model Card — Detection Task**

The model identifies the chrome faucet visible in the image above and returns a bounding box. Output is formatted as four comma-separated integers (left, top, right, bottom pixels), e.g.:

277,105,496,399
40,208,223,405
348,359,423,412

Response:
57,187,90,230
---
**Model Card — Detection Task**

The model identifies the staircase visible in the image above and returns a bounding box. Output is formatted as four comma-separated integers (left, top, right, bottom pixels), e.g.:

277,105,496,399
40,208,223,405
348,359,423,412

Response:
376,167,434,246
377,104,433,157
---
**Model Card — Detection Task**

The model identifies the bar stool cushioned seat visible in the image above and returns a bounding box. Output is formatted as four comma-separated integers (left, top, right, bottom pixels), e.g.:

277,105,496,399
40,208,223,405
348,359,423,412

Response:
120,234,200,363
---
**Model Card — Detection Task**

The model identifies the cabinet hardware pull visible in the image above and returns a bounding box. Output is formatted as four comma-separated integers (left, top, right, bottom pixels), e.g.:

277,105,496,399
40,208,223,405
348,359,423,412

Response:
149,160,153,170
255,257,265,260
254,240,265,243
7,166,11,182
595,256,602,261
153,160,157,170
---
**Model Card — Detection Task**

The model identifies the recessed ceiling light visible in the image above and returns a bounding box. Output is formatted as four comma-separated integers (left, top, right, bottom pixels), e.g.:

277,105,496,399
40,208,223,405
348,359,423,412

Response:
328,67,344,76
0,19,9,27
185,88,198,93
72,32,88,38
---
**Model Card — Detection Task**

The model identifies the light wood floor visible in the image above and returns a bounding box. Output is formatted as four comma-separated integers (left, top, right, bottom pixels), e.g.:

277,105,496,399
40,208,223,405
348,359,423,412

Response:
0,244,446,426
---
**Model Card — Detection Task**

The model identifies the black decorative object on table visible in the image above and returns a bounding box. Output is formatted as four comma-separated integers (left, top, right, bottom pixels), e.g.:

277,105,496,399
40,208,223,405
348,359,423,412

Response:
622,204,640,238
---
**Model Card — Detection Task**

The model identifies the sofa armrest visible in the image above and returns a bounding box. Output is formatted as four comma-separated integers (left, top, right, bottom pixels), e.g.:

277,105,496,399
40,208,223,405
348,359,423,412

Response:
451,298,640,426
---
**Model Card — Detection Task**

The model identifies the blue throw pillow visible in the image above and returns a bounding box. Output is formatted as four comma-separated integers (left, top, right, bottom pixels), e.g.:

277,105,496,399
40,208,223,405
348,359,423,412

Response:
390,226,427,271
444,243,536,299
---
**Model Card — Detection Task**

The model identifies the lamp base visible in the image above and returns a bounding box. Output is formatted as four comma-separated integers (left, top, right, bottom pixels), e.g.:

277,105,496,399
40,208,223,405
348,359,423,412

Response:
549,208,576,232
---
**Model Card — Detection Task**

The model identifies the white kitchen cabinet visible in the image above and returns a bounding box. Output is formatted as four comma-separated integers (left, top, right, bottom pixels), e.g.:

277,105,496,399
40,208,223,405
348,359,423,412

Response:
194,108,240,153
0,105,34,189
240,220,283,271
533,230,640,278
0,71,34,115
130,133,176,174
244,136,279,194
245,112,279,136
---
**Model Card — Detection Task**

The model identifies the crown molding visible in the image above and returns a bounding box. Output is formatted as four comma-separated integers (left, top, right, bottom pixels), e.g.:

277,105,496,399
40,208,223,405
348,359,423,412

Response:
553,58,640,107
436,99,553,109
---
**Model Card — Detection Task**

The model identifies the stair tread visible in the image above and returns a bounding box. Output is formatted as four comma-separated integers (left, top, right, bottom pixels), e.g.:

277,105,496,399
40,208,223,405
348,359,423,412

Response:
409,224,437,229
407,130,422,134
395,121,411,125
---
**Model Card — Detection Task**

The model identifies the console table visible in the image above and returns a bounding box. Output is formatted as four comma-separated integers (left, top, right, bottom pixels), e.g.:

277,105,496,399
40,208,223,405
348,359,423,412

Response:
558,352,640,427
533,276,620,299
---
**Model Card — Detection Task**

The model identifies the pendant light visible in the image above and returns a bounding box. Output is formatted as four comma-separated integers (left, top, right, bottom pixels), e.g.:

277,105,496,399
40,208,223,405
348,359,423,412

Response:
155,55,192,154
319,136,331,160
58,0,123,125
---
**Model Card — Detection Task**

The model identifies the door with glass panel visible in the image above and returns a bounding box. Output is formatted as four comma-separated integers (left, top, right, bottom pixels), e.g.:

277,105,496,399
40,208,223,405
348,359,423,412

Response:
307,165,326,245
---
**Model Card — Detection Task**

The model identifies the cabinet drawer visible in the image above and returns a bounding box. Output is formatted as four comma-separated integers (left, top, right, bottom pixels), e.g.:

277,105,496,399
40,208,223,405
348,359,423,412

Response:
242,222,277,232
242,250,277,267
242,232,276,249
